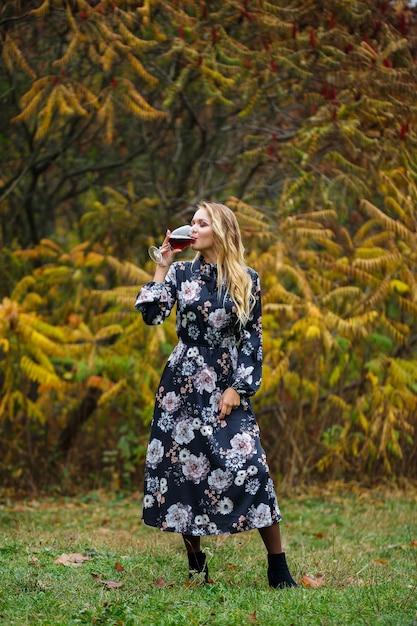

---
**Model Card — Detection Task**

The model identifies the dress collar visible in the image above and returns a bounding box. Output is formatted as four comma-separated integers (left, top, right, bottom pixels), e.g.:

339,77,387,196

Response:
199,256,218,288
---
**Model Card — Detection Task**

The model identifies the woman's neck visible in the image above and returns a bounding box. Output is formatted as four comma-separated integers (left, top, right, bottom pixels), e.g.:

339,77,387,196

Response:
202,251,217,264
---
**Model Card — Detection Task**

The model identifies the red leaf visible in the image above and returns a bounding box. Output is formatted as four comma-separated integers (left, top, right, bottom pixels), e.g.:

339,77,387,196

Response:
400,122,409,140
114,562,125,572
310,28,316,49
400,12,407,35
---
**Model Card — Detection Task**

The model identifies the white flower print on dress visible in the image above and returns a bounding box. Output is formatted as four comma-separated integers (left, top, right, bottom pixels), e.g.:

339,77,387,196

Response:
207,468,234,492
218,497,234,515
225,451,246,471
200,424,213,437
245,478,261,495
234,469,247,486
165,503,192,532
230,432,256,460
201,406,216,424
235,364,254,385
146,439,164,469
247,503,272,528
173,419,195,445
143,494,155,509
194,366,217,394
208,308,230,329
179,280,202,305
209,391,222,413
182,453,210,484
204,327,222,346
181,360,196,376
188,325,200,340
146,476,159,493
161,391,182,414
208,522,218,534
157,413,174,432
179,448,191,462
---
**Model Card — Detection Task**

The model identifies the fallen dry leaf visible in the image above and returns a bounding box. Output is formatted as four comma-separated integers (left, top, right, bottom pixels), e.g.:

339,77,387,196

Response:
247,610,258,623
410,539,417,547
91,573,123,589
36,579,51,590
29,557,40,565
372,559,388,566
346,577,368,587
301,573,325,588
54,553,92,567
114,562,125,572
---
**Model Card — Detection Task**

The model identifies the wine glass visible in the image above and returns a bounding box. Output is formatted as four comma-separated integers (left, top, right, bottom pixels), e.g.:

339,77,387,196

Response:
148,225,194,263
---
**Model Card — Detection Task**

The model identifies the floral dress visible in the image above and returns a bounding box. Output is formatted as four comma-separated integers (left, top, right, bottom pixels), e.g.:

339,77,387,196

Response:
134,256,282,535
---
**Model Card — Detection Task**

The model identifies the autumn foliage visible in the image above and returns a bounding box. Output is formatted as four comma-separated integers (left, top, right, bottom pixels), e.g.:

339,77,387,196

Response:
1,0,417,493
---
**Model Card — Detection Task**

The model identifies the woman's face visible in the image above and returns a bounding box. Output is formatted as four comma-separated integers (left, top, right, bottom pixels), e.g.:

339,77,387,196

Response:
190,207,216,261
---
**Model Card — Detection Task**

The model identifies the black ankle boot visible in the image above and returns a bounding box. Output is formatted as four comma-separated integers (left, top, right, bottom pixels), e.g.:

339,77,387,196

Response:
267,552,298,589
187,550,209,583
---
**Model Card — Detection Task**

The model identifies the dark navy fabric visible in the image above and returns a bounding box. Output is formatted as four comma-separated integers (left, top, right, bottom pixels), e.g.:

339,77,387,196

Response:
135,257,281,535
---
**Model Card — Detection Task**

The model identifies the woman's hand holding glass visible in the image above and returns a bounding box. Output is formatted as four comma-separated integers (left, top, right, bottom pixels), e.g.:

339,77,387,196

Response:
148,225,194,264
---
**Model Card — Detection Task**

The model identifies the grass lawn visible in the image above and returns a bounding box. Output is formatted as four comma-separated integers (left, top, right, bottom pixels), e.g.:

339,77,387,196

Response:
0,484,416,625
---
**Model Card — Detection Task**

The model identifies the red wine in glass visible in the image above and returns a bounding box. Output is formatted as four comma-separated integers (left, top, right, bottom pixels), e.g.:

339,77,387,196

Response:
148,225,194,263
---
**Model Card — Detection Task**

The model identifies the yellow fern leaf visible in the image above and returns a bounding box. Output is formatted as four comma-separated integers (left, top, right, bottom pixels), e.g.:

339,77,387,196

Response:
125,52,158,86
29,0,50,17
238,94,259,118
34,95,56,140
119,93,167,120
98,379,126,407
60,85,89,116
54,35,79,67
118,27,157,53
101,45,118,72
20,355,62,388
360,199,414,243
3,34,36,79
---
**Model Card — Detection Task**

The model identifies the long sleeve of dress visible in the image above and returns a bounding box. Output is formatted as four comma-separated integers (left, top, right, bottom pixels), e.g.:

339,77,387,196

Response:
134,264,177,325
230,271,263,398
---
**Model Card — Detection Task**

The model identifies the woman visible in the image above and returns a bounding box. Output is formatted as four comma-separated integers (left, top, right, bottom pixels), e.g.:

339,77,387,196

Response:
135,201,297,588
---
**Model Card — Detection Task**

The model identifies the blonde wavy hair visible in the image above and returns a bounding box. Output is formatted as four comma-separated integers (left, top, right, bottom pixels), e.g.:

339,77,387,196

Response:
194,201,255,326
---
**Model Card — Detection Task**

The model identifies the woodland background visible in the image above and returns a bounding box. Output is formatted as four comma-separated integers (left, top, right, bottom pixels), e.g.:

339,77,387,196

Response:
1,0,417,496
